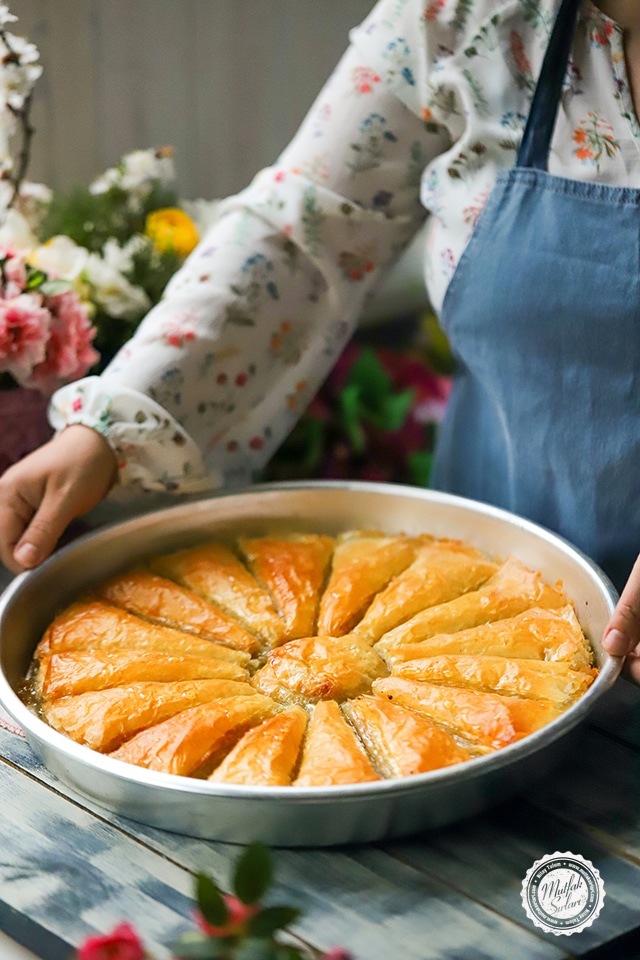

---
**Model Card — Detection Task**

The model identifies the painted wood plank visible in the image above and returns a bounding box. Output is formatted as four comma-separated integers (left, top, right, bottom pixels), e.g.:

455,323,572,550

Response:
588,678,640,751
387,799,640,955
526,726,640,859
0,731,569,960
0,758,197,959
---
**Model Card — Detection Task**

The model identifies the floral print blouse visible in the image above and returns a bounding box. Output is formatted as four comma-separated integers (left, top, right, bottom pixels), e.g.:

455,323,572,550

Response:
51,0,640,496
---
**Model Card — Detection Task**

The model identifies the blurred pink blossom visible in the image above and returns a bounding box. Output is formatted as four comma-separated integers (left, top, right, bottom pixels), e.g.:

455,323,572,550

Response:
0,292,50,380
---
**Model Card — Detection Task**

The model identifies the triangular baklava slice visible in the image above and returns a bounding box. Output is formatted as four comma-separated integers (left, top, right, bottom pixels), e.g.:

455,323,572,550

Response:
38,649,249,699
150,541,286,648
209,706,308,785
44,678,255,752
380,605,592,671
343,696,471,777
394,655,595,703
97,569,259,654
352,539,498,644
375,557,567,655
372,677,561,750
37,600,250,667
238,534,334,640
108,695,278,775
316,531,422,636
293,700,379,786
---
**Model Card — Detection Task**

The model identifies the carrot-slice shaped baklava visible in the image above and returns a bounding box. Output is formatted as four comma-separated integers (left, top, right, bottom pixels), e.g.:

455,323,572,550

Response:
209,706,308,785
238,534,334,640
293,700,380,786
374,558,567,655
316,531,423,637
251,634,387,706
380,605,592,670
43,678,256,752
343,695,471,777
37,600,251,666
97,570,259,654
394,656,596,703
38,650,249,699
149,541,285,647
352,539,498,644
372,677,561,750
108,695,278,775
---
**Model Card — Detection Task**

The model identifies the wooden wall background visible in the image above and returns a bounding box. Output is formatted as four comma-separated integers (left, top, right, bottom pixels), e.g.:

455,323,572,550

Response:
15,0,374,200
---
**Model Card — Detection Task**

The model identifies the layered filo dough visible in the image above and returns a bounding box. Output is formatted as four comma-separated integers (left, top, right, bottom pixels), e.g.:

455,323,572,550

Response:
26,529,597,787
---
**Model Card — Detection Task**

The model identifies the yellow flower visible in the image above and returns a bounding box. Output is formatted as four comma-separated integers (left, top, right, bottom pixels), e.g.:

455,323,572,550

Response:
145,208,199,258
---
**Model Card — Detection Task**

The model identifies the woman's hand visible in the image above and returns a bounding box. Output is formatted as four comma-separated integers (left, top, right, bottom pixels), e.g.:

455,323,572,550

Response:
603,554,640,683
0,425,118,574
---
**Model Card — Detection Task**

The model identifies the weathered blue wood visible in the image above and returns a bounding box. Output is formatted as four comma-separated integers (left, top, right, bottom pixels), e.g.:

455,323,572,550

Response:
387,799,640,955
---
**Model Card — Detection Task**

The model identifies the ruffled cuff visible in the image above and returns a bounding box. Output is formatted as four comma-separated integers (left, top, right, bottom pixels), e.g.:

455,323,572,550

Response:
49,377,219,494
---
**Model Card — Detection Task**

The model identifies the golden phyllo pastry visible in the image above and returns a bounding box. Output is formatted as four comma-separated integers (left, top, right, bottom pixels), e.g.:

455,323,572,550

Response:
293,700,380,786
37,649,248,699
97,569,260,654
380,605,592,670
43,678,256,752
108,695,278,775
373,677,561,750
343,696,471,777
150,541,286,648
251,634,387,705
209,707,308,785
352,539,498,644
238,534,334,640
393,655,595,704
316,531,421,636
37,600,250,666
374,557,567,655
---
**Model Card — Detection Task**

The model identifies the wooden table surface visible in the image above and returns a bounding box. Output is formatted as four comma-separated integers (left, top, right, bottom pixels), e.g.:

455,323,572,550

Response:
1,574,640,960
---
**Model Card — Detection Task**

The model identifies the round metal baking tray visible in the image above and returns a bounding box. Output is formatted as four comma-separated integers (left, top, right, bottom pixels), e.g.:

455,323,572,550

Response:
0,482,622,846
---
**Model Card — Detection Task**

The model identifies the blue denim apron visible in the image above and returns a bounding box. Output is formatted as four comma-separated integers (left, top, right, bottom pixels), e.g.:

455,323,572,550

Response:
431,0,640,588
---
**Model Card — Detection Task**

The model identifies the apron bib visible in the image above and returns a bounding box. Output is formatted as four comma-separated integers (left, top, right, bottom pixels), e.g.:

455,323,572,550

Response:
431,0,640,588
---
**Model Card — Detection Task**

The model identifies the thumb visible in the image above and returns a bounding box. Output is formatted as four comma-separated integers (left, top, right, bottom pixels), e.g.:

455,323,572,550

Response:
603,553,640,657
13,489,77,569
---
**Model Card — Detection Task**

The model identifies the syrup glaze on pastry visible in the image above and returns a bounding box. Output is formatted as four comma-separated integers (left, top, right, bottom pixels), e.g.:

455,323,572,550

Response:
25,529,597,787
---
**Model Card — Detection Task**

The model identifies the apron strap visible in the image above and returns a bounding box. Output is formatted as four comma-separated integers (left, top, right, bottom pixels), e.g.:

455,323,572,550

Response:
517,0,582,170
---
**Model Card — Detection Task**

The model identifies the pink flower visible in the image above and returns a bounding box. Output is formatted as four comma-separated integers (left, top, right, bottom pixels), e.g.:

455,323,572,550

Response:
0,292,50,381
76,922,145,960
2,251,27,297
194,895,259,938
323,950,354,960
26,290,98,395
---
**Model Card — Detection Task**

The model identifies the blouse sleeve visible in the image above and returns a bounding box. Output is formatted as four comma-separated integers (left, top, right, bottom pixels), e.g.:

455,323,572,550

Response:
50,0,453,494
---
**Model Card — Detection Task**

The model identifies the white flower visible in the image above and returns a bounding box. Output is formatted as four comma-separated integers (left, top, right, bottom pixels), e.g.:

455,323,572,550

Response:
30,235,89,279
0,32,42,112
180,197,221,235
0,6,17,27
90,147,176,199
0,207,37,251
84,252,151,320
101,235,149,276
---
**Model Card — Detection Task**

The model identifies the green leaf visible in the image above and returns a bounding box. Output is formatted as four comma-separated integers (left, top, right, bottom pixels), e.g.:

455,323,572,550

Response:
338,384,366,453
39,279,72,296
346,347,392,407
195,872,229,926
25,269,47,290
366,388,414,432
233,938,280,960
171,932,231,959
234,843,273,905
247,907,301,938
274,946,309,960
408,450,434,487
